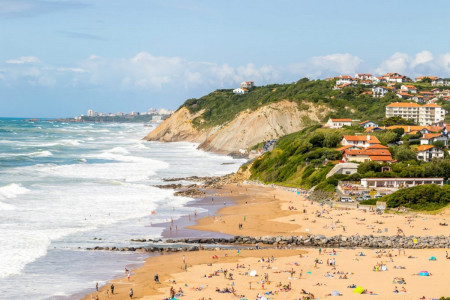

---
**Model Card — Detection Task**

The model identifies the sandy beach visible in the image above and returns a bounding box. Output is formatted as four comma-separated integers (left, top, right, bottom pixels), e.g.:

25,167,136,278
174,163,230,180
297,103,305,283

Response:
84,182,450,300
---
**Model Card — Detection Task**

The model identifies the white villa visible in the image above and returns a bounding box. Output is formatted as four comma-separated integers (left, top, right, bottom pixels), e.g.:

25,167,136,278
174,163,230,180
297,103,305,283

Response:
341,135,381,148
416,145,445,162
325,118,352,128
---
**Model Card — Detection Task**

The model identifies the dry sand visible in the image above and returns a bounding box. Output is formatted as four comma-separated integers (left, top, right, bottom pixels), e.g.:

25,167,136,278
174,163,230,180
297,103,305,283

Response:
84,182,450,300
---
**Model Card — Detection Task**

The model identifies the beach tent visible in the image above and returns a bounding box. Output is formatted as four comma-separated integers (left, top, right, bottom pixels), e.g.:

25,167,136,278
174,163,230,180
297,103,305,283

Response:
429,256,436,261
354,286,364,294
249,270,257,277
331,290,341,296
419,271,429,276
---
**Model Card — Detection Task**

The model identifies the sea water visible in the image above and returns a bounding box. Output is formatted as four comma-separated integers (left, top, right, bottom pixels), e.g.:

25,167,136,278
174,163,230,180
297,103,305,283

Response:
0,118,245,299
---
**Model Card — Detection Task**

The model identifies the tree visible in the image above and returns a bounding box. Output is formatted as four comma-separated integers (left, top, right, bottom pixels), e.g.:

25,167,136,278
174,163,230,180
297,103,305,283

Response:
382,116,416,126
323,132,342,148
392,145,417,161
433,141,445,149
309,133,325,148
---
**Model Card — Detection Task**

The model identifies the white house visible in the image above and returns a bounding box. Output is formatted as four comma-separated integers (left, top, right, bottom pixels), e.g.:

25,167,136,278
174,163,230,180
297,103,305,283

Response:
355,73,372,81
240,81,254,89
431,78,450,86
416,145,445,162
233,88,248,95
325,118,352,128
359,120,379,128
336,75,355,85
400,85,417,94
341,135,381,148
372,86,391,98
385,103,447,126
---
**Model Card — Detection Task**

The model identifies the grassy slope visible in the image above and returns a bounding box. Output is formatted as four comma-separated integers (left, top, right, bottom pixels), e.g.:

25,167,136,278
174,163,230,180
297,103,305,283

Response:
249,126,362,189
182,78,396,129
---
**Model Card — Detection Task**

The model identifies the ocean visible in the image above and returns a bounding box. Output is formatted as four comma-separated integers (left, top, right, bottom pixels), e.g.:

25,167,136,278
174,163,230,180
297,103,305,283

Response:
0,118,245,299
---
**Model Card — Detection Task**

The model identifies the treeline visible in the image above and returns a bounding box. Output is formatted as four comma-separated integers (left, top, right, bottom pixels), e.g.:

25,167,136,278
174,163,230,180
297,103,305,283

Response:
382,184,450,210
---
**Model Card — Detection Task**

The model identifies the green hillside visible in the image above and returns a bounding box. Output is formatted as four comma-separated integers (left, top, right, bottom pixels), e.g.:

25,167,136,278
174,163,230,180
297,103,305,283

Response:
182,78,397,129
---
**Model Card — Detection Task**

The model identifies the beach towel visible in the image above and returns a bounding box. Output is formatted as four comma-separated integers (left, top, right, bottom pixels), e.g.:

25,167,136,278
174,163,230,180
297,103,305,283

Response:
419,271,429,276
353,286,364,294
331,290,340,296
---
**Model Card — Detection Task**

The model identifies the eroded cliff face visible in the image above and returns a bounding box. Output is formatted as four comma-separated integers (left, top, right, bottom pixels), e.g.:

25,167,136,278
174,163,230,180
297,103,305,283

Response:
144,100,331,154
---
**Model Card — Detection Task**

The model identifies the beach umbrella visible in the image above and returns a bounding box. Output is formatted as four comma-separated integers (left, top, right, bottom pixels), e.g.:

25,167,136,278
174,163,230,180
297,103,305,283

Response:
331,290,340,296
353,286,364,294
249,270,257,277
429,256,436,261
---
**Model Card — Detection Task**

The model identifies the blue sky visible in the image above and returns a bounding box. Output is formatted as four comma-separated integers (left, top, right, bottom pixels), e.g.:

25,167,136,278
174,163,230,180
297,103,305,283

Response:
1,0,450,117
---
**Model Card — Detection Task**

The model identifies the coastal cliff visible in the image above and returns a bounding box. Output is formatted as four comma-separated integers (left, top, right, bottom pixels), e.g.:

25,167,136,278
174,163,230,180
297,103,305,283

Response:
144,100,331,154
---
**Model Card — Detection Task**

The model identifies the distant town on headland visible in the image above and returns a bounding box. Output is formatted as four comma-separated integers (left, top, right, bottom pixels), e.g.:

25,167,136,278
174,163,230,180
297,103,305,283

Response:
53,108,175,123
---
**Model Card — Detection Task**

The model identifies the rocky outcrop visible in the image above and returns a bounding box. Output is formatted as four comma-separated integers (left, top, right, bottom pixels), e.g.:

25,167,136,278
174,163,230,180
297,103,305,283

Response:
144,101,331,155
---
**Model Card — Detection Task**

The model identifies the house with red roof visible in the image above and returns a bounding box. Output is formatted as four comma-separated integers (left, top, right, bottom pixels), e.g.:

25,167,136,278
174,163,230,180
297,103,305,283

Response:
416,145,444,162
325,118,352,129
341,135,381,148
342,148,394,163
400,85,417,94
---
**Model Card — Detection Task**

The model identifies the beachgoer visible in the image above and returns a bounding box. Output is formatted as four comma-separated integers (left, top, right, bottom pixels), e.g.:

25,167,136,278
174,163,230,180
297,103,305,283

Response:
110,284,114,294
96,282,98,292
129,288,133,298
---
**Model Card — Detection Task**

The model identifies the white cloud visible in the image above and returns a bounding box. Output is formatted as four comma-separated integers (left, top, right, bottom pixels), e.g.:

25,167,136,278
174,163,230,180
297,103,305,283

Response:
3,50,450,92
288,53,363,78
6,56,41,64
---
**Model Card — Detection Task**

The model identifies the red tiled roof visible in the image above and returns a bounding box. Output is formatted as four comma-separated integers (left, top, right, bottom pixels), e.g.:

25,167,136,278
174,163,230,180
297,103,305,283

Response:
386,102,420,107
331,119,352,122
417,145,436,151
370,155,395,162
421,133,441,140
366,144,389,150
343,135,381,143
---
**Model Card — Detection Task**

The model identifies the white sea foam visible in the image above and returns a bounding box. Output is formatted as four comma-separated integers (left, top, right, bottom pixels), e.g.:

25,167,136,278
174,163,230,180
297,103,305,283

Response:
0,183,30,200
29,150,53,157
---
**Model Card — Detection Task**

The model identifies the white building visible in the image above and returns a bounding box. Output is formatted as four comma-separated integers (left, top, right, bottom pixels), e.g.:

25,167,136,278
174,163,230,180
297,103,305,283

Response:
385,102,447,126
341,135,381,148
325,118,352,128
233,88,248,95
416,145,445,162
361,177,443,188
87,109,98,117
240,81,254,89
359,120,379,128
336,75,355,85
372,86,391,98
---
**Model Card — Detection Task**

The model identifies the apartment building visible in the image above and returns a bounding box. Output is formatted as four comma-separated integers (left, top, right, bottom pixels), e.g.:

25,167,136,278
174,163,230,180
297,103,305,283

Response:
385,102,446,126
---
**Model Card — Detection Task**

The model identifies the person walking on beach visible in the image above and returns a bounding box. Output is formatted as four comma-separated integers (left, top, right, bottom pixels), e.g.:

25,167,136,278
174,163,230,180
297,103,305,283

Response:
110,284,114,295
96,282,98,292
182,255,185,264
129,288,133,298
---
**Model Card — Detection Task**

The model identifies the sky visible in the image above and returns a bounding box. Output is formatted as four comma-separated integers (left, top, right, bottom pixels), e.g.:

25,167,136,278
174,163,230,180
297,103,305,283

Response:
1,0,450,117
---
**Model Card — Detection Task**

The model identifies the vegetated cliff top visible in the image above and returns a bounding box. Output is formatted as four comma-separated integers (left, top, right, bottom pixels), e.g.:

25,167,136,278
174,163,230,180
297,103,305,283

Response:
181,78,397,129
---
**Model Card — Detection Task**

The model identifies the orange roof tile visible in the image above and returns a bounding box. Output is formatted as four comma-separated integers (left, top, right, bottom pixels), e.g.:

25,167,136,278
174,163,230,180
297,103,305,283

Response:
386,102,420,107
417,145,436,151
369,155,395,162
422,103,441,107
343,135,381,144
366,144,389,150
331,118,352,122
421,133,441,140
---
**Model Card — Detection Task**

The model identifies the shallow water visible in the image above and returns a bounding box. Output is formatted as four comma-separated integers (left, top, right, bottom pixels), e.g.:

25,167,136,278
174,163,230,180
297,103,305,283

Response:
0,118,245,299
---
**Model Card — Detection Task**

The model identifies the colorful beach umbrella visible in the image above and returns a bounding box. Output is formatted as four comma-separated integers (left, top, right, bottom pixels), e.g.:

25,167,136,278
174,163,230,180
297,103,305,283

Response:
353,286,364,294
